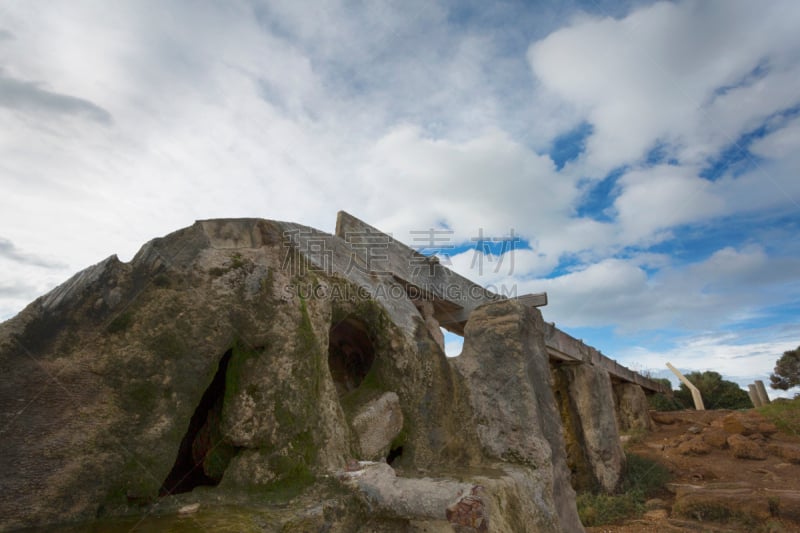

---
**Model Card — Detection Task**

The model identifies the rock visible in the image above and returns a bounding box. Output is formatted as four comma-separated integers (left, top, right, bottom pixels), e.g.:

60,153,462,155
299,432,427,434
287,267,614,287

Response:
177,503,200,515
727,434,767,460
673,482,772,523
721,412,777,436
677,437,712,456
650,412,678,425
0,218,480,530
0,216,626,532
687,426,702,434
702,429,729,449
346,462,476,522
453,300,585,532
643,509,669,520
613,382,653,432
767,442,800,464
721,414,747,435
645,498,668,509
552,362,625,493
351,391,404,460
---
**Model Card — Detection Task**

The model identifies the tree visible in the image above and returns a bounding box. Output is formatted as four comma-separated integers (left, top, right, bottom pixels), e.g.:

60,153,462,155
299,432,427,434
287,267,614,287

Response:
647,378,685,411
770,346,800,390
673,371,751,410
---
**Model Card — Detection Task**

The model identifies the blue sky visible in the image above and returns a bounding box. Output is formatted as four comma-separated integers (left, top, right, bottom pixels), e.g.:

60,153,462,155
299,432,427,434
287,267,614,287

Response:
1,1,798,396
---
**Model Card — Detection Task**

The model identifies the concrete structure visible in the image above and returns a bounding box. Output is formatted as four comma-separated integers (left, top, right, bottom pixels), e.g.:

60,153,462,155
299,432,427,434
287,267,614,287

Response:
667,362,705,410
336,211,669,395
748,384,763,407
755,380,771,405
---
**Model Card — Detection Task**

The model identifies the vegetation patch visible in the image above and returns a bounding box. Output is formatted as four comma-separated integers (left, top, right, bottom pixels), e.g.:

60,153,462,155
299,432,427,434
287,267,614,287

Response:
759,397,800,436
106,311,134,334
577,452,671,526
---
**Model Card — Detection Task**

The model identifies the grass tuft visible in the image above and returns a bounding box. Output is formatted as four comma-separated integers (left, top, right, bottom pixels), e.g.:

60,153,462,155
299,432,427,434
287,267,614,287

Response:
759,397,800,436
577,452,671,526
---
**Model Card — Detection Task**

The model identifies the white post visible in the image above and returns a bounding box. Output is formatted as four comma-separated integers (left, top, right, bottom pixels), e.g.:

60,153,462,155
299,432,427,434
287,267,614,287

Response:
754,380,771,405
666,363,705,410
747,384,762,407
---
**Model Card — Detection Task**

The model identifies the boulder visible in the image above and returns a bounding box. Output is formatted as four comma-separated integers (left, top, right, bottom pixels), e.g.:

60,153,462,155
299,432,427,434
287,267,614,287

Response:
0,218,480,530
1,216,618,532
673,482,772,523
676,437,711,456
452,300,585,532
552,362,625,493
727,434,767,460
350,391,404,460
613,382,653,432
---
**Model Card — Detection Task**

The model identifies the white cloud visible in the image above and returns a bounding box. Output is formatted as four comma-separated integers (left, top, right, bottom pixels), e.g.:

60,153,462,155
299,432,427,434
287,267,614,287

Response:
512,244,800,334
614,164,725,244
620,330,800,385
528,0,800,178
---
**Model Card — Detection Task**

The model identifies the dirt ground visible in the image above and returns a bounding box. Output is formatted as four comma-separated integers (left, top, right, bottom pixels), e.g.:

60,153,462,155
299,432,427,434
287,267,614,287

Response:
586,408,800,533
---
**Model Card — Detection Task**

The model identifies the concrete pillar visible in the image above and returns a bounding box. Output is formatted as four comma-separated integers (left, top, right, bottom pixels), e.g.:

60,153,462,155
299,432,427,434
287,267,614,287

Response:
748,384,763,407
755,380,771,405
613,382,653,432
551,363,625,494
666,363,705,410
453,300,585,532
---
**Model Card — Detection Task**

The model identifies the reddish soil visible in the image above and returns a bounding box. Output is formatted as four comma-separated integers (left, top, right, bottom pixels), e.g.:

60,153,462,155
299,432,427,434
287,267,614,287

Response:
586,408,800,533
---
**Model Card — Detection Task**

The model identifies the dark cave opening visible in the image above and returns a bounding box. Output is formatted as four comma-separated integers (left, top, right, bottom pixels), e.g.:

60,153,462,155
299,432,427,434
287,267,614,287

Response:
160,348,236,496
386,445,404,466
328,317,376,396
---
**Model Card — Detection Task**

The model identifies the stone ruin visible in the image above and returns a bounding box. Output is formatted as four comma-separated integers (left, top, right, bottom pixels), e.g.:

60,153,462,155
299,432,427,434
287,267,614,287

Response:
0,212,661,532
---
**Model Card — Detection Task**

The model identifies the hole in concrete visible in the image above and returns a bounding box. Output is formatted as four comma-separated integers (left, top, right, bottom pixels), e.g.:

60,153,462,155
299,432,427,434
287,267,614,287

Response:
386,445,404,465
160,349,237,496
328,317,375,396
442,328,463,358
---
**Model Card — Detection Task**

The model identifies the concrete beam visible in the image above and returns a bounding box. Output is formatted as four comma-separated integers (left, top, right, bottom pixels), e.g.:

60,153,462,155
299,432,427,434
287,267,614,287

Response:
666,363,705,410
335,211,667,394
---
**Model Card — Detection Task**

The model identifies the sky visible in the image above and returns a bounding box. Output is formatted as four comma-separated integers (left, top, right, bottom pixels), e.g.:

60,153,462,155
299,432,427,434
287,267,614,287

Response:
1,0,798,397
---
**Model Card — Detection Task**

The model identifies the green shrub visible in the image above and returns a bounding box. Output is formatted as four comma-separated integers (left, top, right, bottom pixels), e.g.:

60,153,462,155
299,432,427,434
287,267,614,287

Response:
621,452,671,495
576,452,671,526
577,491,643,526
648,392,684,411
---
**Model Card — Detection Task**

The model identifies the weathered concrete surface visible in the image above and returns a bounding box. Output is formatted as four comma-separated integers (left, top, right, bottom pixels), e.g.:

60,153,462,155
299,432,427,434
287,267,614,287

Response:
0,218,481,530
552,363,626,493
350,392,404,460
0,213,646,531
337,211,668,394
614,382,653,433
452,300,585,532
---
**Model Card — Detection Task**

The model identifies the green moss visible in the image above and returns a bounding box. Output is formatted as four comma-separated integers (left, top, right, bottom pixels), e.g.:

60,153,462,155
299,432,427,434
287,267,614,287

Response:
149,331,187,360
230,252,246,270
551,366,595,491
223,341,261,406
119,379,160,414
152,273,171,288
107,311,133,334
208,252,254,278
338,367,385,415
